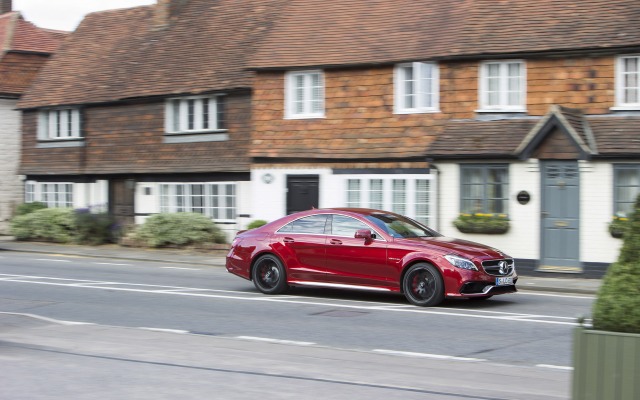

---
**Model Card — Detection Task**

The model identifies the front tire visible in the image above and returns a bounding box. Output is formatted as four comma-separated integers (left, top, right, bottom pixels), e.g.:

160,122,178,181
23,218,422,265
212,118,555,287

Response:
402,263,444,307
252,254,288,295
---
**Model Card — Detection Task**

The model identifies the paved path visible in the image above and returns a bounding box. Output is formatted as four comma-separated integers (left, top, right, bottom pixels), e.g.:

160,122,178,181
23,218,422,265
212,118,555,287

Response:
0,237,601,295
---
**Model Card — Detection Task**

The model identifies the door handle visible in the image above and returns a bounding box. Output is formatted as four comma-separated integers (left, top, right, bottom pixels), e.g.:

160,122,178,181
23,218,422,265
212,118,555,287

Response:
283,237,294,243
330,239,342,245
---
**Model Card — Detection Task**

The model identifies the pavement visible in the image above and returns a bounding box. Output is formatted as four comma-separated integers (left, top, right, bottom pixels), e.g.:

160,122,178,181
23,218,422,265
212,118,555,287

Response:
0,236,602,295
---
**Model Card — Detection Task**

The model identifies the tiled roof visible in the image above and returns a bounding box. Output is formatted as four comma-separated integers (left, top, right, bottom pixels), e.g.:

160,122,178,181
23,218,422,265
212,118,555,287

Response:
0,12,67,53
0,11,67,96
427,119,538,159
18,0,289,109
428,111,640,159
250,0,640,69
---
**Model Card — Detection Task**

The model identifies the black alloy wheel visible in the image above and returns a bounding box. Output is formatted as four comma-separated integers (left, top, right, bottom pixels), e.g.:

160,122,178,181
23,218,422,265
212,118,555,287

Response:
402,263,444,307
252,254,288,295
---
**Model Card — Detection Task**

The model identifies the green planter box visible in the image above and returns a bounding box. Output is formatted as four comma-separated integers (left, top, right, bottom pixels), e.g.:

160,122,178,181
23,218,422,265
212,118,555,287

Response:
573,327,640,400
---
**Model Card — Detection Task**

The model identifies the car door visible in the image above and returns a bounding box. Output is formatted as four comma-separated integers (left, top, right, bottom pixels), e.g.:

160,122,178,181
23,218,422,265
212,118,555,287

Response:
270,214,329,282
324,214,391,288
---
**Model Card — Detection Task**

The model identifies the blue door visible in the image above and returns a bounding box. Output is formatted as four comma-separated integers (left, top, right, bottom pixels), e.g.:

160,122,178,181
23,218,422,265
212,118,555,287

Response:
540,161,581,272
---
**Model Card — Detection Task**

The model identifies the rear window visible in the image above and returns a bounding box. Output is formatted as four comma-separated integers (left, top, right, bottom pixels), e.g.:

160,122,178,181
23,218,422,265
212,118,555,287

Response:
277,214,328,234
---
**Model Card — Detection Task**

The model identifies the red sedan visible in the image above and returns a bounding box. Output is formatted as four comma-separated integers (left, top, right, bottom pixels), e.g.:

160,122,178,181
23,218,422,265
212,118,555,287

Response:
226,208,517,306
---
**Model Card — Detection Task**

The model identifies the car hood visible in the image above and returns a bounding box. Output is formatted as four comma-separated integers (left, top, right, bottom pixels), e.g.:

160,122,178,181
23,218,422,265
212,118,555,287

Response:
394,237,510,260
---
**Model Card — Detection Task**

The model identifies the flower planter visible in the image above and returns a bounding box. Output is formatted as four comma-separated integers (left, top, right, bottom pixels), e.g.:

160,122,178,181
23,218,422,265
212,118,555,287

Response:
453,214,510,235
572,327,640,400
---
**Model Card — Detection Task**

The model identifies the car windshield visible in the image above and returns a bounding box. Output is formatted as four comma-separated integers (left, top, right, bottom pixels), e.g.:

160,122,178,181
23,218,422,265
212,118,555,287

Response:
365,213,441,239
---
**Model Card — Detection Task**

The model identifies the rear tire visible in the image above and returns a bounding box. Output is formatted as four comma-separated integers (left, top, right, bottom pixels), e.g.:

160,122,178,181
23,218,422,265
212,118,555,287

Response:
252,254,288,295
402,263,444,307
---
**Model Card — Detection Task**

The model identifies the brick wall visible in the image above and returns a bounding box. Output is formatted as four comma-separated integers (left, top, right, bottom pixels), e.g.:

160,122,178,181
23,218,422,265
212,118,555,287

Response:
0,99,23,233
20,93,252,175
252,55,616,159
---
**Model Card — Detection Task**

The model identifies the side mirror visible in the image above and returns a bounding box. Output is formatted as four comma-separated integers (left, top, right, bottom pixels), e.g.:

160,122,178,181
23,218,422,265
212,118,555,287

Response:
355,229,376,243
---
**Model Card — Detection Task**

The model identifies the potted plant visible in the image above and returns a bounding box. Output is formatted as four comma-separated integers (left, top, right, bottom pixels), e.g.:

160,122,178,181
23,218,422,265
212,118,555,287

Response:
453,213,509,234
572,196,640,400
608,215,628,239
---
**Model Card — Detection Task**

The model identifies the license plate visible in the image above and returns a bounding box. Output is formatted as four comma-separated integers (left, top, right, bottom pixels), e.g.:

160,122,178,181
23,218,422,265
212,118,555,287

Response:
496,276,513,286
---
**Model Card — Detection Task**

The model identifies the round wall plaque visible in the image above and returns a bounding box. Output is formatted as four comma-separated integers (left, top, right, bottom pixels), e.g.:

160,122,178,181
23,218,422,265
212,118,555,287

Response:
517,191,531,205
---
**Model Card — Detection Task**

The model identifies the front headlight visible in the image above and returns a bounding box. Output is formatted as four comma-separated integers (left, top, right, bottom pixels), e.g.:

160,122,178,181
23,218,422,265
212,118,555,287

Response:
444,255,478,271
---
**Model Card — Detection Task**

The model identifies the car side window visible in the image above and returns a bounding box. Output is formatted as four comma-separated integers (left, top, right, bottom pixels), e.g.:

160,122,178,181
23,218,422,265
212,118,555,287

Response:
330,215,373,237
277,215,328,234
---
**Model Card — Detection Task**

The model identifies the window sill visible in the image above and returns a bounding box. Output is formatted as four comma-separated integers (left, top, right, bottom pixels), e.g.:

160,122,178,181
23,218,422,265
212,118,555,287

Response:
395,109,441,115
475,108,527,113
610,106,640,112
165,129,228,136
37,139,85,148
163,132,229,144
284,114,326,120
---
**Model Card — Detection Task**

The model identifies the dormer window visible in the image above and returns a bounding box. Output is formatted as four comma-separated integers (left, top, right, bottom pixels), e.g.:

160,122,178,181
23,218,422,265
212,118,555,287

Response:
37,108,81,140
165,95,226,133
615,55,640,109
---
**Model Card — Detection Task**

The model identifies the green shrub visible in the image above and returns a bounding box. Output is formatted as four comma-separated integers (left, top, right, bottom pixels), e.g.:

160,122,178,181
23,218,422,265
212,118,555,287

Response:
593,194,640,333
75,210,117,245
247,220,268,230
10,208,77,243
15,202,47,216
132,213,227,248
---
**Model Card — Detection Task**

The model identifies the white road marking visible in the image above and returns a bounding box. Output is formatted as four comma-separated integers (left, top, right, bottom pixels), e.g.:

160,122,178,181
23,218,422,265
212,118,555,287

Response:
35,259,70,263
161,267,200,271
517,291,595,300
95,262,132,266
0,273,587,326
138,327,190,334
237,336,316,346
536,364,573,371
373,349,485,362
0,311,94,326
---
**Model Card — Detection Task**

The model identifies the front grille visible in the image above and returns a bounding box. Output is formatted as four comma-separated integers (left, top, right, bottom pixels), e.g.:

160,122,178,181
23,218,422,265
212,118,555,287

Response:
482,259,515,276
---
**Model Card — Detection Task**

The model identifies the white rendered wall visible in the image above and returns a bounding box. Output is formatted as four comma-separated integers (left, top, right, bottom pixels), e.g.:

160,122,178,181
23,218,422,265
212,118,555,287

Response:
580,162,620,263
0,99,23,234
435,161,541,260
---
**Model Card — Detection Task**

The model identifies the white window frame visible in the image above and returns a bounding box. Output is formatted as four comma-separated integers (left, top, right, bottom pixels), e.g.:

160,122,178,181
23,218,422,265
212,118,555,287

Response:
158,182,236,222
25,181,74,208
614,55,640,110
478,60,526,112
165,95,226,134
394,62,439,113
342,176,435,227
37,108,82,140
284,70,325,119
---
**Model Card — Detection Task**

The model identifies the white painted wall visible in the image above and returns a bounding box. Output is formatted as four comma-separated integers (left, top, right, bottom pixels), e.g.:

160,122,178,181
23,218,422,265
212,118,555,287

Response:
251,167,333,222
0,99,23,234
435,161,541,260
580,162,621,263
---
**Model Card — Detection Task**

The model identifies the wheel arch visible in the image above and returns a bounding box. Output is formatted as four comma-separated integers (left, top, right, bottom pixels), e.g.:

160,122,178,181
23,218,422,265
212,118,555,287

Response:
249,251,285,282
399,258,443,294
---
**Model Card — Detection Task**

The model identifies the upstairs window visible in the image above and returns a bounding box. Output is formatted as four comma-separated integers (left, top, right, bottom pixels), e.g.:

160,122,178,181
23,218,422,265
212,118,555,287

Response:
460,165,509,215
616,55,640,109
285,70,324,119
37,109,81,140
479,61,526,111
395,62,439,113
165,95,226,133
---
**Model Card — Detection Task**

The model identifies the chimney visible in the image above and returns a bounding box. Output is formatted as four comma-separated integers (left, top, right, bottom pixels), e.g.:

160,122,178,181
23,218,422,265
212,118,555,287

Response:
154,0,187,29
0,0,12,14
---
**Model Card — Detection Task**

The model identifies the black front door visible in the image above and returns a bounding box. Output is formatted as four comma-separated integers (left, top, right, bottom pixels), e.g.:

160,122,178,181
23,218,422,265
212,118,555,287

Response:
109,178,135,228
286,175,319,214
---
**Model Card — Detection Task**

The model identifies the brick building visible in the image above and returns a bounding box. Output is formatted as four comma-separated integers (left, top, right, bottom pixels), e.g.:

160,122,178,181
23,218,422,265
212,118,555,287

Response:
0,0,66,233
18,0,288,238
248,0,640,275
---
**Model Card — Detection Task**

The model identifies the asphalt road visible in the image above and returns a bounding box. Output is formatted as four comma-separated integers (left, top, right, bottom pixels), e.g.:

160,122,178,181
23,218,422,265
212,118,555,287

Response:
0,251,594,399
